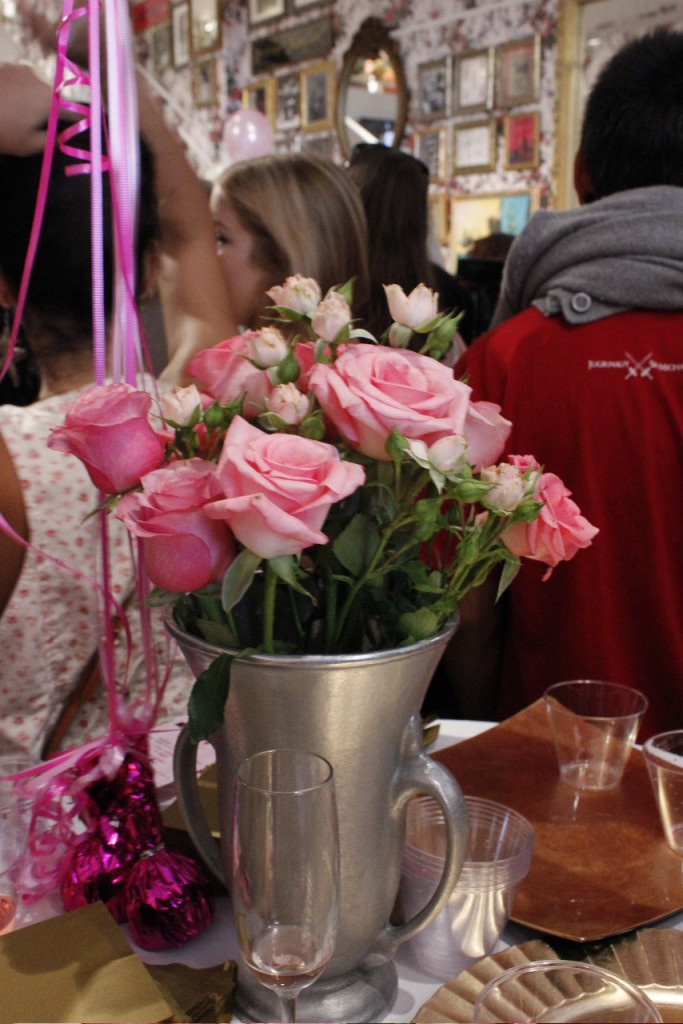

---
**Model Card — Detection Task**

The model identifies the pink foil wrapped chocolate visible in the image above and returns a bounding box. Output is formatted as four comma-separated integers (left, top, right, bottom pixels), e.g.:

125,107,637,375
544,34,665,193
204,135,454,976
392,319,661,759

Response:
124,846,215,950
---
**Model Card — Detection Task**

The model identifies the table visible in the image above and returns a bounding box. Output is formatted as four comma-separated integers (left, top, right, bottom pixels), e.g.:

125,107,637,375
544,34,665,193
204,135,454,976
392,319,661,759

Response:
17,718,683,1023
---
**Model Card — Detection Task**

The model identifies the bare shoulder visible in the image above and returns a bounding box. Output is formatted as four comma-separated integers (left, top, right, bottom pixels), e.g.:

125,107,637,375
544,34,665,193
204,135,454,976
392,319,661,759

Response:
0,427,28,616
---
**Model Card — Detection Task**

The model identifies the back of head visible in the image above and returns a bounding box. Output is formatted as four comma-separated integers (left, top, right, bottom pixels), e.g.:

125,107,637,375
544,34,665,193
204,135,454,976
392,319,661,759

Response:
0,123,158,350
346,143,433,334
579,28,683,199
214,152,370,311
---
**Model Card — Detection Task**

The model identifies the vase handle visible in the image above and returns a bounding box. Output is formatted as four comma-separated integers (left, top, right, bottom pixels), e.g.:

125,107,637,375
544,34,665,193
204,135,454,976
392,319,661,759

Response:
172,723,225,885
373,718,469,961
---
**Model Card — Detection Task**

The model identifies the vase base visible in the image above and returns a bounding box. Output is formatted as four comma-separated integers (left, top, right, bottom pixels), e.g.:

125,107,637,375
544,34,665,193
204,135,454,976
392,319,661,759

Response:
235,958,398,1023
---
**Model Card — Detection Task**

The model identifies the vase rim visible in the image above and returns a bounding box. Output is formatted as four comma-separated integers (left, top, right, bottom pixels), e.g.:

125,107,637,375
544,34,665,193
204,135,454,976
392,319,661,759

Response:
163,607,458,667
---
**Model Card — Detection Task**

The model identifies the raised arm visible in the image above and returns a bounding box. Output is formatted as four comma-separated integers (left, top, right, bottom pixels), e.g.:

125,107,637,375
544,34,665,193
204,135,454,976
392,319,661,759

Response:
135,75,237,384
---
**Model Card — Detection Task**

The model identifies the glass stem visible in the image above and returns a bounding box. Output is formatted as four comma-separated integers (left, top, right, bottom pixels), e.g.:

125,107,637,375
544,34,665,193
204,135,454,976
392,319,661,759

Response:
278,995,297,1023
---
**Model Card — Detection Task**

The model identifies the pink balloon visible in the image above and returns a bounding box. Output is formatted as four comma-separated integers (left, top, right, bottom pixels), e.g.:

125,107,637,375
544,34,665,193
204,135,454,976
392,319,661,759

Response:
222,109,274,162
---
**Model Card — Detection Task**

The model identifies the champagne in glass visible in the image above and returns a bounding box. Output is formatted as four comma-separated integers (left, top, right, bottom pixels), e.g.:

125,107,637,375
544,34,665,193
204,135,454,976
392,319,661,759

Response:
231,748,340,1024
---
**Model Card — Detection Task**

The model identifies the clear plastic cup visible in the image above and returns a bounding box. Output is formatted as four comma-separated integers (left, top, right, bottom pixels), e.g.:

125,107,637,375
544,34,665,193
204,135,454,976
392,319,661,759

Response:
472,959,662,1022
643,730,683,855
544,680,647,790
400,795,534,980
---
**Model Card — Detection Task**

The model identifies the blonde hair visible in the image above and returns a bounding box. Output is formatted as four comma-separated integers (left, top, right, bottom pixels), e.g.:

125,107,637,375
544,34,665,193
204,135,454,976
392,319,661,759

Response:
213,153,370,312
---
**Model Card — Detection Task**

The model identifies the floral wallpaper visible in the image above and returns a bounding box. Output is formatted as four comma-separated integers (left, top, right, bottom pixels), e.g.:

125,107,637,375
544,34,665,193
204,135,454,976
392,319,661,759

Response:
6,0,683,257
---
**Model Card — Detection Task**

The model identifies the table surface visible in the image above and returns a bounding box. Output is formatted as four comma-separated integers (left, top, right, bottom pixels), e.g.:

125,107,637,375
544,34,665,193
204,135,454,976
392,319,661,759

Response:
17,718,683,1024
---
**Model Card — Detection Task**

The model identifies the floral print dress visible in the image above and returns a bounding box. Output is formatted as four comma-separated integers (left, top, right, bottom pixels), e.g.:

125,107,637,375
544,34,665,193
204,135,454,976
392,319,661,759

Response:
0,388,194,759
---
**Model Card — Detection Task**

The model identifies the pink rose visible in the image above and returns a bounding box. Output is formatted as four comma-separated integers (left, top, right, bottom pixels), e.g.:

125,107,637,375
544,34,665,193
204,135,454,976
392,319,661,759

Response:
205,416,365,559
309,344,502,462
47,383,165,494
187,333,273,417
116,460,235,592
384,283,438,328
464,400,513,470
502,462,599,577
311,292,352,342
266,275,321,314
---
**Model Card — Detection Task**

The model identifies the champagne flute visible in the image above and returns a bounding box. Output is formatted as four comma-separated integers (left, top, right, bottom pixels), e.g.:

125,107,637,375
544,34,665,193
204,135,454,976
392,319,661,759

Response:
231,748,340,1024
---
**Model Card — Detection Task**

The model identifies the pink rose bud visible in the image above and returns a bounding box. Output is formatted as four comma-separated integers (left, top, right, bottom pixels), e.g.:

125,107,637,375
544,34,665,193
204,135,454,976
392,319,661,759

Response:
384,283,438,329
428,435,469,475
246,326,290,368
480,463,528,512
266,383,311,425
266,275,322,313
311,292,352,343
158,384,202,425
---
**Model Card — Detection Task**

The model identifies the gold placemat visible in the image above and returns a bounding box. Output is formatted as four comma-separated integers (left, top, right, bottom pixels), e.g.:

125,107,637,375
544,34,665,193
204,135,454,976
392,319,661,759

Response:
433,700,683,942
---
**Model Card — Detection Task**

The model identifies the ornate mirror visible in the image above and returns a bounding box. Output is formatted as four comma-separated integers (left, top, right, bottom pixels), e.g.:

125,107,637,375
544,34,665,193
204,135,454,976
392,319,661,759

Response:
335,17,408,161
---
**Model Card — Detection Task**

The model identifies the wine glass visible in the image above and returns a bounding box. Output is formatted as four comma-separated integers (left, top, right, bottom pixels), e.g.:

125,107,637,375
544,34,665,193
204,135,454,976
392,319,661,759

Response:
231,748,340,1024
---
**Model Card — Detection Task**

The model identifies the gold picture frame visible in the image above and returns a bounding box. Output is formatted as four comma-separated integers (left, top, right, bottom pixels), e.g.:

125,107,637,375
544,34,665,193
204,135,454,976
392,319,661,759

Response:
453,47,493,114
416,57,450,121
428,192,449,248
192,56,217,108
495,35,540,108
243,77,277,128
300,60,336,132
452,119,497,174
503,111,540,170
449,190,537,267
190,0,221,57
171,2,190,69
248,0,286,26
414,126,447,182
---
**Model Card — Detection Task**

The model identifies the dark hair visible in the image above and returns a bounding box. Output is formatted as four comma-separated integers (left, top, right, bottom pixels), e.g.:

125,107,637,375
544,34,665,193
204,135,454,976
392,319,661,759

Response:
579,28,683,199
0,121,159,351
347,144,435,337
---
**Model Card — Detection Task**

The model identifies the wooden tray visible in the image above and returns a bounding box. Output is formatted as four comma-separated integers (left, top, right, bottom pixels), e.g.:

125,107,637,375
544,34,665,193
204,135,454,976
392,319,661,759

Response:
433,700,683,941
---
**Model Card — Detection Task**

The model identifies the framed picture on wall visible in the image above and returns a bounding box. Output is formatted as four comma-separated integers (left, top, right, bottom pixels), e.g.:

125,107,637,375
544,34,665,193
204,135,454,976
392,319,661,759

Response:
291,0,332,10
192,56,217,107
453,48,493,114
171,3,190,69
428,192,449,248
248,0,285,26
414,126,447,182
503,111,540,170
276,72,301,130
151,21,172,73
243,78,277,127
495,35,540,107
449,190,536,266
300,60,336,132
190,0,221,56
452,119,496,173
416,58,450,121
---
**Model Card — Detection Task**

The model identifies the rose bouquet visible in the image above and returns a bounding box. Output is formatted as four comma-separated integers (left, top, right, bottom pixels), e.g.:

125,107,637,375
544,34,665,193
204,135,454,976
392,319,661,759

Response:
48,277,598,741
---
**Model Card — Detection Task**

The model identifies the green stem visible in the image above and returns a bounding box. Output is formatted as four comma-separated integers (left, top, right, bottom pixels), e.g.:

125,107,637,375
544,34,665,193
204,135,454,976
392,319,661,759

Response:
263,562,278,652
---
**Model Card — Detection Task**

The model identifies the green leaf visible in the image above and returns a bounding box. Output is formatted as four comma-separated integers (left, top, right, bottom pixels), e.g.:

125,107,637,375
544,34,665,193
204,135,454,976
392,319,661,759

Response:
497,556,521,599
398,607,440,641
333,513,381,576
221,549,262,613
196,618,240,646
269,554,311,597
188,654,233,742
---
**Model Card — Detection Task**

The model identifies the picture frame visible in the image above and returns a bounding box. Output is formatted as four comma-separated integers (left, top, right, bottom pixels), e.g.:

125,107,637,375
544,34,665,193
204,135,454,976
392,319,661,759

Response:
189,0,221,56
251,15,333,75
290,0,332,10
171,2,190,69
453,47,493,114
495,35,540,108
150,21,172,73
416,57,450,121
414,127,447,182
192,56,217,108
428,192,449,248
243,77,277,128
247,0,286,26
300,60,336,132
449,190,536,266
452,119,497,174
275,72,301,131
503,111,540,170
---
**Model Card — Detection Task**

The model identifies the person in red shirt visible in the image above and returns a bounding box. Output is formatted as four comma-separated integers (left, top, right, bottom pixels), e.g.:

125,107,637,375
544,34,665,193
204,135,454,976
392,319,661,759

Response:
446,28,683,740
